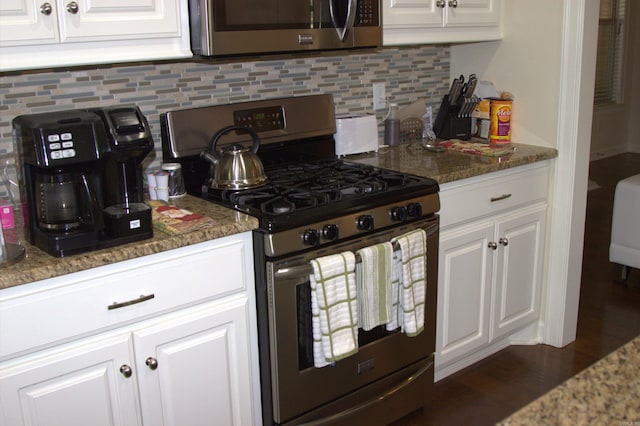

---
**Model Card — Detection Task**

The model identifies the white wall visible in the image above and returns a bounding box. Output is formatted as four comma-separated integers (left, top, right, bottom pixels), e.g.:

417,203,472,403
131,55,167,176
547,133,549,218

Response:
450,1,564,148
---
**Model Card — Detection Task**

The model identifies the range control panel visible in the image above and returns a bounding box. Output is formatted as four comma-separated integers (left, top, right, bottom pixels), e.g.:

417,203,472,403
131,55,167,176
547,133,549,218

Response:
233,106,285,132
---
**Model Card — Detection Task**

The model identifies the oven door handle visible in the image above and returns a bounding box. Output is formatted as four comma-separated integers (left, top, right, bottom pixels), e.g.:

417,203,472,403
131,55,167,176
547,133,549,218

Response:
300,358,434,425
274,218,439,281
275,264,314,280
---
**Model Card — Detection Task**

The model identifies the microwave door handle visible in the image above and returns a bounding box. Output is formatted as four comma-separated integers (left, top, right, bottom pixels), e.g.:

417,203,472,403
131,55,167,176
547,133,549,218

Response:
330,0,357,41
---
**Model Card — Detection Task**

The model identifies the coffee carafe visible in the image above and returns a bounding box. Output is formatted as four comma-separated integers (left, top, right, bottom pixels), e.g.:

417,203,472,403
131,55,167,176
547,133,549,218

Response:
13,107,154,257
34,171,96,232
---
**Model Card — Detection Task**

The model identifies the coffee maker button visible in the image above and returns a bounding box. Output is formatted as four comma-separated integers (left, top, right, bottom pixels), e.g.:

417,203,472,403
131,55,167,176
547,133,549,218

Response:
50,151,63,160
61,133,72,140
62,149,76,158
49,142,61,150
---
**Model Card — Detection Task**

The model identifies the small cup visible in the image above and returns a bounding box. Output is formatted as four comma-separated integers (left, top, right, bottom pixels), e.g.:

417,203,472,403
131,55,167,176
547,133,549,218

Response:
146,172,158,200
161,163,186,198
155,171,169,202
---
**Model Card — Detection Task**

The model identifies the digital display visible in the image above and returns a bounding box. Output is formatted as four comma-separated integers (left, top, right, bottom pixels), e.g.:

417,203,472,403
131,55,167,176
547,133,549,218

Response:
233,106,285,131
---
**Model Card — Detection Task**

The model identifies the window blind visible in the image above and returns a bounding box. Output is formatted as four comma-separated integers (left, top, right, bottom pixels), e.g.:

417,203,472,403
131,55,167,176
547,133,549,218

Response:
594,0,627,105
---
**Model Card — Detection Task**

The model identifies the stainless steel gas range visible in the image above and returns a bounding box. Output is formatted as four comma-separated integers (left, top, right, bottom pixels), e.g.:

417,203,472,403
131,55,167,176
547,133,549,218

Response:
161,94,440,425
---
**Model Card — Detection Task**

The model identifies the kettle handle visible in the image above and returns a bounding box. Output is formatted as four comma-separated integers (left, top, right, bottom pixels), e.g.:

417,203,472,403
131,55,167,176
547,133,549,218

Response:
207,125,261,160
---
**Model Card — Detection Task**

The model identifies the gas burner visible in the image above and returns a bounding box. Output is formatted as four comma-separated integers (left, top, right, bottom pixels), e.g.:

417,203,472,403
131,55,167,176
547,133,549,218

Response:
266,199,295,214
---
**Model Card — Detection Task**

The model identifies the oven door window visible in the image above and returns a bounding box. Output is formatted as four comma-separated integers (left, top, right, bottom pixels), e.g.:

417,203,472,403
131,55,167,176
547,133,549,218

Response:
214,0,354,31
296,277,398,371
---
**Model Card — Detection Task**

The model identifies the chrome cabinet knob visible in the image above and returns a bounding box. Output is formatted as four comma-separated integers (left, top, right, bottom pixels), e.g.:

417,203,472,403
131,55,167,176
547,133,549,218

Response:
436,0,446,8
499,237,509,246
120,364,133,378
449,0,458,8
488,242,497,250
40,3,53,15
145,357,158,370
66,1,79,14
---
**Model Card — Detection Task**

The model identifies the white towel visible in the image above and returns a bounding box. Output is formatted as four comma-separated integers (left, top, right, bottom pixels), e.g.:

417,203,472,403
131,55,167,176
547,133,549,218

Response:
356,242,393,331
386,249,402,332
389,229,427,336
310,251,358,368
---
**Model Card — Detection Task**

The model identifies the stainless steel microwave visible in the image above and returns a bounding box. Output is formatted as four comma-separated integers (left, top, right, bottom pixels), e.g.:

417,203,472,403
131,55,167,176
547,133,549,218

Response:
188,0,382,57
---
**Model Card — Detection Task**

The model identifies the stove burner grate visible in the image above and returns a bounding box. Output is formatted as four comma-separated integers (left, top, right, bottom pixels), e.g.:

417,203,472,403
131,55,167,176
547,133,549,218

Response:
203,159,436,219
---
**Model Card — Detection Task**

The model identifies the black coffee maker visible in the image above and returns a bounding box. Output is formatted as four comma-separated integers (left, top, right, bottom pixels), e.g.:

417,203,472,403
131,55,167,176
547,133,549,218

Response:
13,106,154,257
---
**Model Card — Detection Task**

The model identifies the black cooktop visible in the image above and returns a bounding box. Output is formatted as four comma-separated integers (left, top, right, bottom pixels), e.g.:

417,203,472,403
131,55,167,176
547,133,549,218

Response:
202,158,439,232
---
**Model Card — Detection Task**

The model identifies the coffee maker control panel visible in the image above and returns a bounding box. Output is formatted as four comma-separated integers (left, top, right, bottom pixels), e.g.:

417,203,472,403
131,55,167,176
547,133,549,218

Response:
14,110,110,168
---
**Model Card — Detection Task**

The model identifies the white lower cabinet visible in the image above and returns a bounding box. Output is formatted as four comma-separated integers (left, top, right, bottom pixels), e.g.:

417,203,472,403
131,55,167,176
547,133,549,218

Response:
435,163,549,381
0,333,139,426
0,233,261,426
134,296,255,426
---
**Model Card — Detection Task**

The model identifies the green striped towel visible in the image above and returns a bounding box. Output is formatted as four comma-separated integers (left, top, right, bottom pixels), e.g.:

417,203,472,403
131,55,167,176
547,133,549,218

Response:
389,229,427,337
310,251,358,368
356,242,393,331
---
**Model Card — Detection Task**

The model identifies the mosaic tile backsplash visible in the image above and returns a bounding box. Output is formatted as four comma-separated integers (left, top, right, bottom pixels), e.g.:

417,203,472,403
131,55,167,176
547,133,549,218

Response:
0,45,450,204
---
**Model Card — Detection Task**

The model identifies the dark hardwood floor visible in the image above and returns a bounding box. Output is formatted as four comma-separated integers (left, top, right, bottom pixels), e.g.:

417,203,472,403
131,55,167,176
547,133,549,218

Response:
392,153,640,426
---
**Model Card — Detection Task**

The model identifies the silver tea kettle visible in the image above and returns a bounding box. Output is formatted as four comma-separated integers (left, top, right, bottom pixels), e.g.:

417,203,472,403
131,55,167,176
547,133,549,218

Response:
200,125,267,189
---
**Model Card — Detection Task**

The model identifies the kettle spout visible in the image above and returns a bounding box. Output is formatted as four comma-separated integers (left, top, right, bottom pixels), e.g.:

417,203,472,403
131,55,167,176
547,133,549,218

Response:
200,150,218,165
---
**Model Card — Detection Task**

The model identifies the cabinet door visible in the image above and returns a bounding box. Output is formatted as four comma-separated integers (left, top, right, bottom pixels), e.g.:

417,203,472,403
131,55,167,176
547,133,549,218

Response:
0,333,140,426
491,206,546,340
60,0,182,43
0,0,59,46
383,0,442,28
436,221,494,367
133,297,257,426
445,0,501,27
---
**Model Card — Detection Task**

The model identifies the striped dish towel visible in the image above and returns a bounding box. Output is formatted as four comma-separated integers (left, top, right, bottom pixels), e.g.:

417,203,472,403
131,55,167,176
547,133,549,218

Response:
310,251,359,368
389,229,428,337
356,242,394,331
386,249,402,332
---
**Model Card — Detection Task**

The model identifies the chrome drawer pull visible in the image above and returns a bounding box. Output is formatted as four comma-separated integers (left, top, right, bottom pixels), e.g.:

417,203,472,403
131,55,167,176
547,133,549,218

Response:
108,293,155,310
490,193,512,202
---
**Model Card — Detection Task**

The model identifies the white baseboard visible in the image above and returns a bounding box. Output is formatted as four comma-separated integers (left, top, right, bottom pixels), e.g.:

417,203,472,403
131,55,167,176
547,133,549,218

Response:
435,339,510,382
434,322,541,382
589,146,627,162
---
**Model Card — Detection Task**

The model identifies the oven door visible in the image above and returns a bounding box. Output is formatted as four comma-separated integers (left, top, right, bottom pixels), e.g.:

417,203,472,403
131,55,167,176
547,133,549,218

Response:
265,215,438,425
189,0,381,56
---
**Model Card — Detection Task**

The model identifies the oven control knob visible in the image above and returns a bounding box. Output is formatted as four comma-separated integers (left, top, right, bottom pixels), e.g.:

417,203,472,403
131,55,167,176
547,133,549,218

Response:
322,224,339,240
356,215,374,231
391,206,408,221
407,202,423,217
302,229,320,246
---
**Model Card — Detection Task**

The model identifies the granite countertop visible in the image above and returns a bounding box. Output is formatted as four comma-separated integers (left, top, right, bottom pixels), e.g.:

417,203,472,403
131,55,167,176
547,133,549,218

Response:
0,142,557,291
498,335,640,425
0,196,259,290
347,141,557,184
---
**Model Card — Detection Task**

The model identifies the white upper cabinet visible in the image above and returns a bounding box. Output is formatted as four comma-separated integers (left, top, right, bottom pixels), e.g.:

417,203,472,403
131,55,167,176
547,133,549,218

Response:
383,0,502,45
0,0,191,71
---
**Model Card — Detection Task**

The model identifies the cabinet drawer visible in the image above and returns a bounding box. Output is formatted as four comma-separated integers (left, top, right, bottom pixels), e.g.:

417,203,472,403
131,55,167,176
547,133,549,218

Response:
439,163,549,229
0,233,253,359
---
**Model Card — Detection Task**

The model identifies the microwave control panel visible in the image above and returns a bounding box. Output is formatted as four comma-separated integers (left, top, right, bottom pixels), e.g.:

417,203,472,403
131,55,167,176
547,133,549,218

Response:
356,0,380,26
